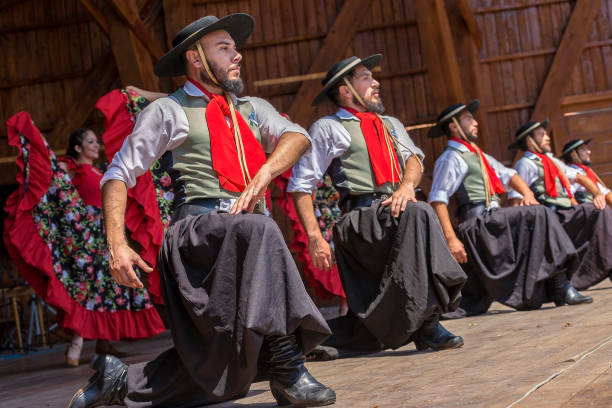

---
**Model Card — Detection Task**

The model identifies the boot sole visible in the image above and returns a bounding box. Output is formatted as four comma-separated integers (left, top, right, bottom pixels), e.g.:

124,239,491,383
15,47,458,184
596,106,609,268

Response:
415,338,464,351
271,387,336,407
66,355,104,408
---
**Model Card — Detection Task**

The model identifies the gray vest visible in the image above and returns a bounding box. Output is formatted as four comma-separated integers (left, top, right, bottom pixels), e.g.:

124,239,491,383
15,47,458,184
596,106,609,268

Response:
449,147,500,207
527,156,572,209
168,88,262,204
327,115,402,201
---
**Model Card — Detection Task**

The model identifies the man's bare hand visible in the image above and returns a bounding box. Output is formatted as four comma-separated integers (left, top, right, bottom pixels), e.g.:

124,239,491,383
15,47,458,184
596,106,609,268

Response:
593,193,606,210
448,236,467,264
381,184,417,217
308,235,334,271
230,165,272,215
521,192,539,206
108,243,152,288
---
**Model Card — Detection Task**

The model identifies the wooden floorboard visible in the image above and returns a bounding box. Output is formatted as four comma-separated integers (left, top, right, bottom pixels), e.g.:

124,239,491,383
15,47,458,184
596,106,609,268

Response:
2,281,612,408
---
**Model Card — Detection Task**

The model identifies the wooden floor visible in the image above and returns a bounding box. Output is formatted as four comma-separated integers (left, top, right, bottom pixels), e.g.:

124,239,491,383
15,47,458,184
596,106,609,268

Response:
2,281,612,408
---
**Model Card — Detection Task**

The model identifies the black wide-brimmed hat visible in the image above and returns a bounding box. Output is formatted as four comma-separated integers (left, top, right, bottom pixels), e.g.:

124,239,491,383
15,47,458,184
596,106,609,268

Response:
427,100,480,138
311,54,382,106
154,13,254,77
561,138,592,157
508,118,549,150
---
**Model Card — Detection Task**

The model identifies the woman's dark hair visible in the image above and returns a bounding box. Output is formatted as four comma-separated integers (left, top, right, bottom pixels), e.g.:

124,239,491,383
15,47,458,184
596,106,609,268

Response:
66,128,91,159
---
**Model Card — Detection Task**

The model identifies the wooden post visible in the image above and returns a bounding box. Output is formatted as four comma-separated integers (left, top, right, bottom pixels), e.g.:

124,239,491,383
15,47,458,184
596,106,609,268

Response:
286,0,375,127
414,0,466,109
162,0,192,49
529,0,602,152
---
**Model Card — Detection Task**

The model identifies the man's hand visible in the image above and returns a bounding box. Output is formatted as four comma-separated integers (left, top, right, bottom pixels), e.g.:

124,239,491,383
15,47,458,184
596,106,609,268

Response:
520,191,539,206
308,235,334,271
230,165,272,214
593,192,606,210
448,236,467,264
381,184,417,217
108,243,153,288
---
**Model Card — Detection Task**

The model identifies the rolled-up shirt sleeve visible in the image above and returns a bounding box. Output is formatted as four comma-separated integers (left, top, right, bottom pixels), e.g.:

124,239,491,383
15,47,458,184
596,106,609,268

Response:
101,97,188,189
386,116,425,162
428,150,468,205
485,153,516,190
287,118,348,193
246,97,310,153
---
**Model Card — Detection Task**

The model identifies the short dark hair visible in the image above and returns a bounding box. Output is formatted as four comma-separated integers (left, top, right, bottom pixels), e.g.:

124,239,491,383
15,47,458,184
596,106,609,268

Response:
327,70,356,106
66,128,91,159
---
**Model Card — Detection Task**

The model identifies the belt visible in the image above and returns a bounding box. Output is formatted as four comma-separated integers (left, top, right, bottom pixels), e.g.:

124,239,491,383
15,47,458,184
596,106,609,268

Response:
341,192,391,214
457,202,500,223
171,197,267,224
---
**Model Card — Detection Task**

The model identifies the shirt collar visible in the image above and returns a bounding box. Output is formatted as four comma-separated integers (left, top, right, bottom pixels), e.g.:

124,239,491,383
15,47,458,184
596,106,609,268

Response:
182,81,238,104
524,151,540,161
447,139,470,152
335,108,390,122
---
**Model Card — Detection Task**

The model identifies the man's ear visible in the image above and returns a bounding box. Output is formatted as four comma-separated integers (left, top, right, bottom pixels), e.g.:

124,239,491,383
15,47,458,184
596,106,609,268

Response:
185,49,201,68
448,121,457,133
339,84,351,100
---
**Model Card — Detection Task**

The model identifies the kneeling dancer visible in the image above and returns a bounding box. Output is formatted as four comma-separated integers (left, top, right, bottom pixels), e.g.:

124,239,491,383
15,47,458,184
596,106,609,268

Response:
288,55,467,356
68,14,335,408
508,120,612,290
428,101,590,318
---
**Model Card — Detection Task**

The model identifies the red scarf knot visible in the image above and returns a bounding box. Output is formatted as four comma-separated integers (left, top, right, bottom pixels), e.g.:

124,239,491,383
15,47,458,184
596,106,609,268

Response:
530,152,573,198
449,137,505,196
187,79,266,192
342,107,402,186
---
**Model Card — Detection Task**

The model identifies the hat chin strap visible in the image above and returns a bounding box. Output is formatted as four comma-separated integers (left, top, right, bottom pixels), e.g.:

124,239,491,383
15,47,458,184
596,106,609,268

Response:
341,77,424,175
526,135,544,154
195,40,254,188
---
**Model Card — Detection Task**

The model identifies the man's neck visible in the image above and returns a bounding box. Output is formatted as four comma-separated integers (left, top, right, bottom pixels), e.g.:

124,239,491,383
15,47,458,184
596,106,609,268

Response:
341,100,367,113
188,75,224,95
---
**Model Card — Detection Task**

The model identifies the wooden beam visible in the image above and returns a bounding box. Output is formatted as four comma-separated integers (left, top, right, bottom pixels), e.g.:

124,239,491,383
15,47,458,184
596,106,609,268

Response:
474,0,568,15
286,0,375,127
0,0,26,12
162,0,192,50
530,0,602,150
457,0,482,51
415,0,465,110
78,0,109,34
105,6,159,90
107,0,166,61
0,17,94,35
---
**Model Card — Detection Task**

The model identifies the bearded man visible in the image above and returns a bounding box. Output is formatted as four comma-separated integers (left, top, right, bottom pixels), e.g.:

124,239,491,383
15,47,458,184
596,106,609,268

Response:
288,55,467,356
68,14,335,408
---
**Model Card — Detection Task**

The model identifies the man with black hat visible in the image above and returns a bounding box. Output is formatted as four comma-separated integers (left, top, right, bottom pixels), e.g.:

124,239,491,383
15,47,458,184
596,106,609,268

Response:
428,101,591,318
508,120,612,290
68,14,336,408
287,55,467,356
561,138,612,206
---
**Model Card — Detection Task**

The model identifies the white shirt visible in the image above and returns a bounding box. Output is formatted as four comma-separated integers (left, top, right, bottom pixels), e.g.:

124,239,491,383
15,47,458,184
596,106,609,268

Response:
428,140,516,205
508,151,579,200
568,163,611,196
287,108,425,193
101,81,310,188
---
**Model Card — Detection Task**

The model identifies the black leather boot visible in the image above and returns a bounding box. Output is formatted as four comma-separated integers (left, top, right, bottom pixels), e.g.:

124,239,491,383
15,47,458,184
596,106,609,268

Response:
413,314,464,351
550,272,593,306
68,354,128,408
264,335,336,407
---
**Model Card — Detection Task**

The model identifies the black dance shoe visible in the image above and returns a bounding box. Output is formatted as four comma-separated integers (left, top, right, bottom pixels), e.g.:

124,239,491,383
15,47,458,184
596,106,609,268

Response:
67,354,127,408
264,335,336,406
413,314,464,351
550,272,593,306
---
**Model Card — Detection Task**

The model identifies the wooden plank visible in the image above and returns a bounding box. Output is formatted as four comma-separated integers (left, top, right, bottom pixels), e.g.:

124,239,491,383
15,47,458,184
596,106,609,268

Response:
77,0,108,34
530,0,602,152
105,6,158,90
414,0,465,111
161,0,191,49
286,0,375,127
474,0,569,15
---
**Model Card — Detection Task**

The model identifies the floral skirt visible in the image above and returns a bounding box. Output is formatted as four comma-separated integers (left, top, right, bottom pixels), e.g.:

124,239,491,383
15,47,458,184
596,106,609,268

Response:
4,112,165,340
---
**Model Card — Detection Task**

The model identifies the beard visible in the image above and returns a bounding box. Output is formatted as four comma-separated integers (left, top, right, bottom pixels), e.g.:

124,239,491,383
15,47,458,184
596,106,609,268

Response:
361,96,385,114
199,59,244,95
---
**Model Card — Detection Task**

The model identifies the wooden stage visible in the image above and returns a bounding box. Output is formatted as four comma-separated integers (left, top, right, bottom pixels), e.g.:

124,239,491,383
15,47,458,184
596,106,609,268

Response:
2,281,612,408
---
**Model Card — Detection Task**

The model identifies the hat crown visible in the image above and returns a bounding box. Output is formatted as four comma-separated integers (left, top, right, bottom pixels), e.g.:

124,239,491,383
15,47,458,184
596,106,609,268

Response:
322,56,359,86
172,15,219,47
515,121,537,138
437,103,466,123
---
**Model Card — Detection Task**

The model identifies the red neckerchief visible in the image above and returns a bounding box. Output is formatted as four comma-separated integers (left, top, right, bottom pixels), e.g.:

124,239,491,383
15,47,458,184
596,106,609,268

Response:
449,137,505,195
187,78,266,192
342,106,401,186
574,163,598,185
530,151,573,198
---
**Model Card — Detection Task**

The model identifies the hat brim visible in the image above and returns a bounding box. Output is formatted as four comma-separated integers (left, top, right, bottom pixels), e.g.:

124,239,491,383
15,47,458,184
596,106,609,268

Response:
508,118,549,150
427,99,480,138
561,137,593,156
154,13,254,77
311,54,382,106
